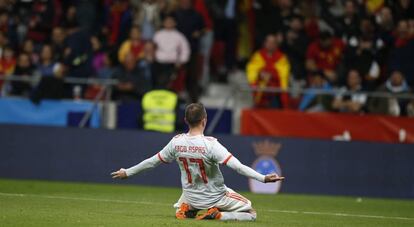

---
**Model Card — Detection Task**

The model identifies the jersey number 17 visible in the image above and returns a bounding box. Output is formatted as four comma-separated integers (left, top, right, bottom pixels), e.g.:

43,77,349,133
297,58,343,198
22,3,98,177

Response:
178,157,208,184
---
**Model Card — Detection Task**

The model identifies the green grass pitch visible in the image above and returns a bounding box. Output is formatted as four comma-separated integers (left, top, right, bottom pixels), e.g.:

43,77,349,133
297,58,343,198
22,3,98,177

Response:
0,178,413,227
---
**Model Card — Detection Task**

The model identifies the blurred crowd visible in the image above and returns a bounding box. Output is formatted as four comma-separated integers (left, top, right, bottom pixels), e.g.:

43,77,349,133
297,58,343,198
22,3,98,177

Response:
0,0,413,116
246,0,414,117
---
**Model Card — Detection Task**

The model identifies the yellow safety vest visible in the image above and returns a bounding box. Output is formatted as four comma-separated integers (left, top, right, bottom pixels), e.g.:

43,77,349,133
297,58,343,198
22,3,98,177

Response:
142,90,177,133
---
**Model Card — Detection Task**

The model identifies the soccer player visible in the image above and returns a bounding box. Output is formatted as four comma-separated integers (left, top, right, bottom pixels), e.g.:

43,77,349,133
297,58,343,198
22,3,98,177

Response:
111,103,284,221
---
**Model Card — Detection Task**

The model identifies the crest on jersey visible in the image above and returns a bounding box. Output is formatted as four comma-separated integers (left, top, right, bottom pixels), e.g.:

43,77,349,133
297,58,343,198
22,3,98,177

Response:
249,140,283,194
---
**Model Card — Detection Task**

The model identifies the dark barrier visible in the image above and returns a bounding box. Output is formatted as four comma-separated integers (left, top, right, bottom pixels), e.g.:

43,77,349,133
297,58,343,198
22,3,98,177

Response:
0,124,413,199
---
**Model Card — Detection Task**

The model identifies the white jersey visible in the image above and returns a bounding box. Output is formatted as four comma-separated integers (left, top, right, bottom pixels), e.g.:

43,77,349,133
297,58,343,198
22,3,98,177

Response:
158,133,233,209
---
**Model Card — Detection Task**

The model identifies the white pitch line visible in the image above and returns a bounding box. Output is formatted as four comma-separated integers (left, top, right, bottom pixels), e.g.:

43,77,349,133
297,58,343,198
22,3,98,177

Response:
1,192,413,221
266,209,414,221
0,192,169,207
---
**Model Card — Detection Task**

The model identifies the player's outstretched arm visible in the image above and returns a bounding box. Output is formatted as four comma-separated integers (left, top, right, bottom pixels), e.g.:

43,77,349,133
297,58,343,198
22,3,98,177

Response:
111,154,162,179
226,157,285,183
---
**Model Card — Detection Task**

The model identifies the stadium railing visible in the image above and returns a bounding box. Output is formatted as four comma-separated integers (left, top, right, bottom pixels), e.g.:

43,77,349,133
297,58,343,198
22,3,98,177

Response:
206,84,414,134
1,75,414,133
0,75,118,128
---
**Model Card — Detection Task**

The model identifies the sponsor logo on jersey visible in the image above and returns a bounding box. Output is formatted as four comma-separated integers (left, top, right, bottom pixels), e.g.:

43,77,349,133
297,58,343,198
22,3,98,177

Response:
249,140,283,194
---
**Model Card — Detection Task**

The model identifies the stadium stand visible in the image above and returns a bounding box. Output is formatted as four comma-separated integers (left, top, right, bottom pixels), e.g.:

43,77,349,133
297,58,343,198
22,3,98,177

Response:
0,0,413,133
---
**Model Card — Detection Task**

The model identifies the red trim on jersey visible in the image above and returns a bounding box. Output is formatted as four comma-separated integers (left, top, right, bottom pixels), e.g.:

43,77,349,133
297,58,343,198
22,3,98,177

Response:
228,192,247,200
157,152,168,164
226,192,249,203
222,154,233,165
228,195,248,203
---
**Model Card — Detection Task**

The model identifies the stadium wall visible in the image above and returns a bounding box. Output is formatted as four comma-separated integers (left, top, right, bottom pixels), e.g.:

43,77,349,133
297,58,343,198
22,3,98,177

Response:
0,124,413,199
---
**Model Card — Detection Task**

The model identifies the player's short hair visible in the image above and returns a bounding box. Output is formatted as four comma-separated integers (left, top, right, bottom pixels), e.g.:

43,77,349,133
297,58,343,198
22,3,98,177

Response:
185,103,207,127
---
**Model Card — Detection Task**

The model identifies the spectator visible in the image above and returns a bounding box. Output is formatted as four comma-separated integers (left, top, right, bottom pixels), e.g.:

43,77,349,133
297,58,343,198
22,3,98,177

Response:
112,53,152,100
118,26,145,64
343,35,381,90
364,0,385,15
209,0,239,78
359,17,377,40
0,9,17,49
0,45,15,76
0,30,8,56
306,31,345,83
281,15,309,80
0,44,13,91
332,69,367,113
153,15,190,89
392,0,414,21
368,70,411,116
21,39,39,65
30,47,66,104
133,0,162,41
376,7,395,64
82,36,113,99
137,42,157,86
63,23,93,79
97,51,116,79
407,99,414,117
388,20,414,86
10,53,34,96
85,37,116,100
173,0,205,102
299,72,333,112
341,0,362,41
90,35,106,76
26,0,54,43
51,26,66,61
61,5,79,29
321,0,360,44
37,44,57,77
194,0,213,87
246,34,291,108
106,0,132,46
377,7,394,41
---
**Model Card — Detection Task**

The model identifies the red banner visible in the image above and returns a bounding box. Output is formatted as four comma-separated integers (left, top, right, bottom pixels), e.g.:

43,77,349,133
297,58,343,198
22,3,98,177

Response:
241,110,414,143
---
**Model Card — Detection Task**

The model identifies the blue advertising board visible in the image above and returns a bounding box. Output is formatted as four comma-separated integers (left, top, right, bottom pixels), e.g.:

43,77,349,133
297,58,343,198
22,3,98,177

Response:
0,98,100,127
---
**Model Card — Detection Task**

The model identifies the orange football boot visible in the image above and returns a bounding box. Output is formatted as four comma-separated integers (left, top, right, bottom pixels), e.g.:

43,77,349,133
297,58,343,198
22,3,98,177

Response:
176,203,197,219
196,207,222,220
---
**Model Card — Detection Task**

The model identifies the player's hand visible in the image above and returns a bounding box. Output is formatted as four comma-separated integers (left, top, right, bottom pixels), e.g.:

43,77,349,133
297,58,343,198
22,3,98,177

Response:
111,168,128,179
264,173,285,183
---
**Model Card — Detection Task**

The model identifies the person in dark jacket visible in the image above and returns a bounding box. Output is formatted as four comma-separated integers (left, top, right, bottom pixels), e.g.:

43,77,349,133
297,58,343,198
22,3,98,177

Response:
367,70,411,116
112,53,152,100
11,53,34,96
173,0,205,102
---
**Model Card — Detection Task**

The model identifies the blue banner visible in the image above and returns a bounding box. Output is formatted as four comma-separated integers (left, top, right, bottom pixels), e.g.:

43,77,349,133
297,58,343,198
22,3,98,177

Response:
0,98,100,128
0,124,413,199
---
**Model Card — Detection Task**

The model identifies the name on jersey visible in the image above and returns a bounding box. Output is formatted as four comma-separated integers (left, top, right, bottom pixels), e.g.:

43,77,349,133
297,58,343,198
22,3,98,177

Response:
175,145,206,154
